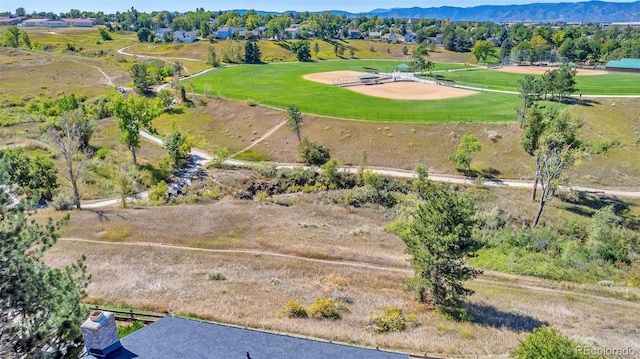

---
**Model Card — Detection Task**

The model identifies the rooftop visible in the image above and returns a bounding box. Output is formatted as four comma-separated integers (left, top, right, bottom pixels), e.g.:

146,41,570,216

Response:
82,316,409,359
605,58,640,70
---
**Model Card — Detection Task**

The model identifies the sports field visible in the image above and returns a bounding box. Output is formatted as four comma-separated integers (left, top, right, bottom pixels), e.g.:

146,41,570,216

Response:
433,67,640,94
191,60,521,123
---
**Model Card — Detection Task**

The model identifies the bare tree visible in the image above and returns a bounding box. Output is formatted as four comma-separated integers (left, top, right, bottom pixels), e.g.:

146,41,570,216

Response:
532,146,572,227
51,109,94,210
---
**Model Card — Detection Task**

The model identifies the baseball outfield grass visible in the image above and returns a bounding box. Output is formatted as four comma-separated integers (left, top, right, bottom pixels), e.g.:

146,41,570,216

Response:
191,60,522,123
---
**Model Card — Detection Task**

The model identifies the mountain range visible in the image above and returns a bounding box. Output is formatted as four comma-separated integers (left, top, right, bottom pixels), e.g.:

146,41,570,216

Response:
365,1,640,22
242,1,640,23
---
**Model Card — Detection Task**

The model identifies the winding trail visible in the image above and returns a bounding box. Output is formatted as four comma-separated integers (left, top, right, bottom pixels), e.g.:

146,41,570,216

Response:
59,237,640,308
69,58,115,87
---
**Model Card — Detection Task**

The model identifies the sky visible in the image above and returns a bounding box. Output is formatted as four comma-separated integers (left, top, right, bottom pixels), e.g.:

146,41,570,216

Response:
1,0,638,14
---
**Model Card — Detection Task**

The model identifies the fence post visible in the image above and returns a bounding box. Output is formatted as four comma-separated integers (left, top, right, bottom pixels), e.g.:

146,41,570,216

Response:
130,309,135,320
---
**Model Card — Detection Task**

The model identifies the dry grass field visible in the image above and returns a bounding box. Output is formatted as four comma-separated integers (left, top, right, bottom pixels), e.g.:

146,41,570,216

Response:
41,188,640,357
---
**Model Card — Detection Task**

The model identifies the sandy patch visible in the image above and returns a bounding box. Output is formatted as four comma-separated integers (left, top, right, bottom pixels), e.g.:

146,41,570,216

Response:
493,66,608,76
304,70,478,100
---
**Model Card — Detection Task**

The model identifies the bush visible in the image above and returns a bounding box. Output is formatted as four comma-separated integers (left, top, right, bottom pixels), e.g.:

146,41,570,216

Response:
510,326,599,359
283,301,308,318
95,147,110,160
298,137,330,165
206,270,226,281
366,305,406,333
307,297,342,320
148,181,169,202
51,192,72,210
117,321,144,338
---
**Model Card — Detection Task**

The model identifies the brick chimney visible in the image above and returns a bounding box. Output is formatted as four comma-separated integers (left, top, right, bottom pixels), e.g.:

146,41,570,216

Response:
80,310,122,358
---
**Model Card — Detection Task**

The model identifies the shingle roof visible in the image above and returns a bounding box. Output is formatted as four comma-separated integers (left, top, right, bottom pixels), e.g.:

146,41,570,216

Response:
605,58,640,70
83,316,409,359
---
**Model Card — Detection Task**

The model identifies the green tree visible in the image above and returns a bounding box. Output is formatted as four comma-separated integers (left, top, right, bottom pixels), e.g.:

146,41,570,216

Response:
516,75,543,125
51,109,95,209
205,45,219,67
286,104,304,141
542,64,577,102
510,326,598,359
449,135,481,171
0,148,58,200
3,26,20,48
97,26,112,41
400,189,481,316
15,7,26,16
0,171,89,358
244,41,261,64
291,40,312,62
130,63,151,94
410,44,433,74
298,136,330,165
20,31,31,49
471,40,495,63
110,93,162,164
164,127,192,167
136,27,151,42
314,42,320,58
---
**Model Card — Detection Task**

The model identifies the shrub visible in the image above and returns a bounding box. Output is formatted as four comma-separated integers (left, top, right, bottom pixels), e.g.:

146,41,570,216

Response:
510,326,597,359
95,147,110,160
148,181,169,202
307,297,340,320
206,270,226,281
117,321,144,338
298,137,330,165
366,305,406,333
51,192,72,210
283,301,308,318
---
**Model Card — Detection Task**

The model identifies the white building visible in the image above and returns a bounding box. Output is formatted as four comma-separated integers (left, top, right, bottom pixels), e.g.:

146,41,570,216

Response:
173,30,197,43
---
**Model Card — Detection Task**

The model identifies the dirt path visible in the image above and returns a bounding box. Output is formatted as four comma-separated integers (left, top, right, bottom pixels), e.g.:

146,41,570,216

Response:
59,237,640,308
117,45,201,74
232,120,288,157
69,58,115,87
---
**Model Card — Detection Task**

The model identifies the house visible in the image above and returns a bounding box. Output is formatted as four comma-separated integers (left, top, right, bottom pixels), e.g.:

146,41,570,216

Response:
20,18,49,26
386,33,405,43
216,26,234,39
404,31,417,43
285,26,301,38
368,31,381,39
0,17,21,26
173,30,197,43
427,34,443,45
486,37,500,47
61,18,94,27
80,311,409,359
347,29,361,39
605,58,640,73
155,28,171,40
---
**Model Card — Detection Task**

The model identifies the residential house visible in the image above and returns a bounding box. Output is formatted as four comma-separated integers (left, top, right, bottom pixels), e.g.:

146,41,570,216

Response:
347,29,361,39
386,33,405,43
486,37,500,46
61,18,94,27
173,30,197,43
216,26,234,39
0,17,21,26
404,31,417,43
368,31,381,39
427,34,443,45
155,28,172,41
80,311,409,359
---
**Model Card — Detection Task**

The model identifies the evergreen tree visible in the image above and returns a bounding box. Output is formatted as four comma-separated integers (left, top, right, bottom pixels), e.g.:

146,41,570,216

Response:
0,168,89,357
400,189,481,317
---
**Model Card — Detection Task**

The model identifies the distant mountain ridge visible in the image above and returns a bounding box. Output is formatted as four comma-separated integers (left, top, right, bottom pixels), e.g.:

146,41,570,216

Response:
234,1,640,23
365,1,640,22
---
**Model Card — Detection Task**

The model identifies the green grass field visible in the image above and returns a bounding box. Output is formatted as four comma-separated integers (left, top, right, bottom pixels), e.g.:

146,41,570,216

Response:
434,68,640,95
191,60,520,122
